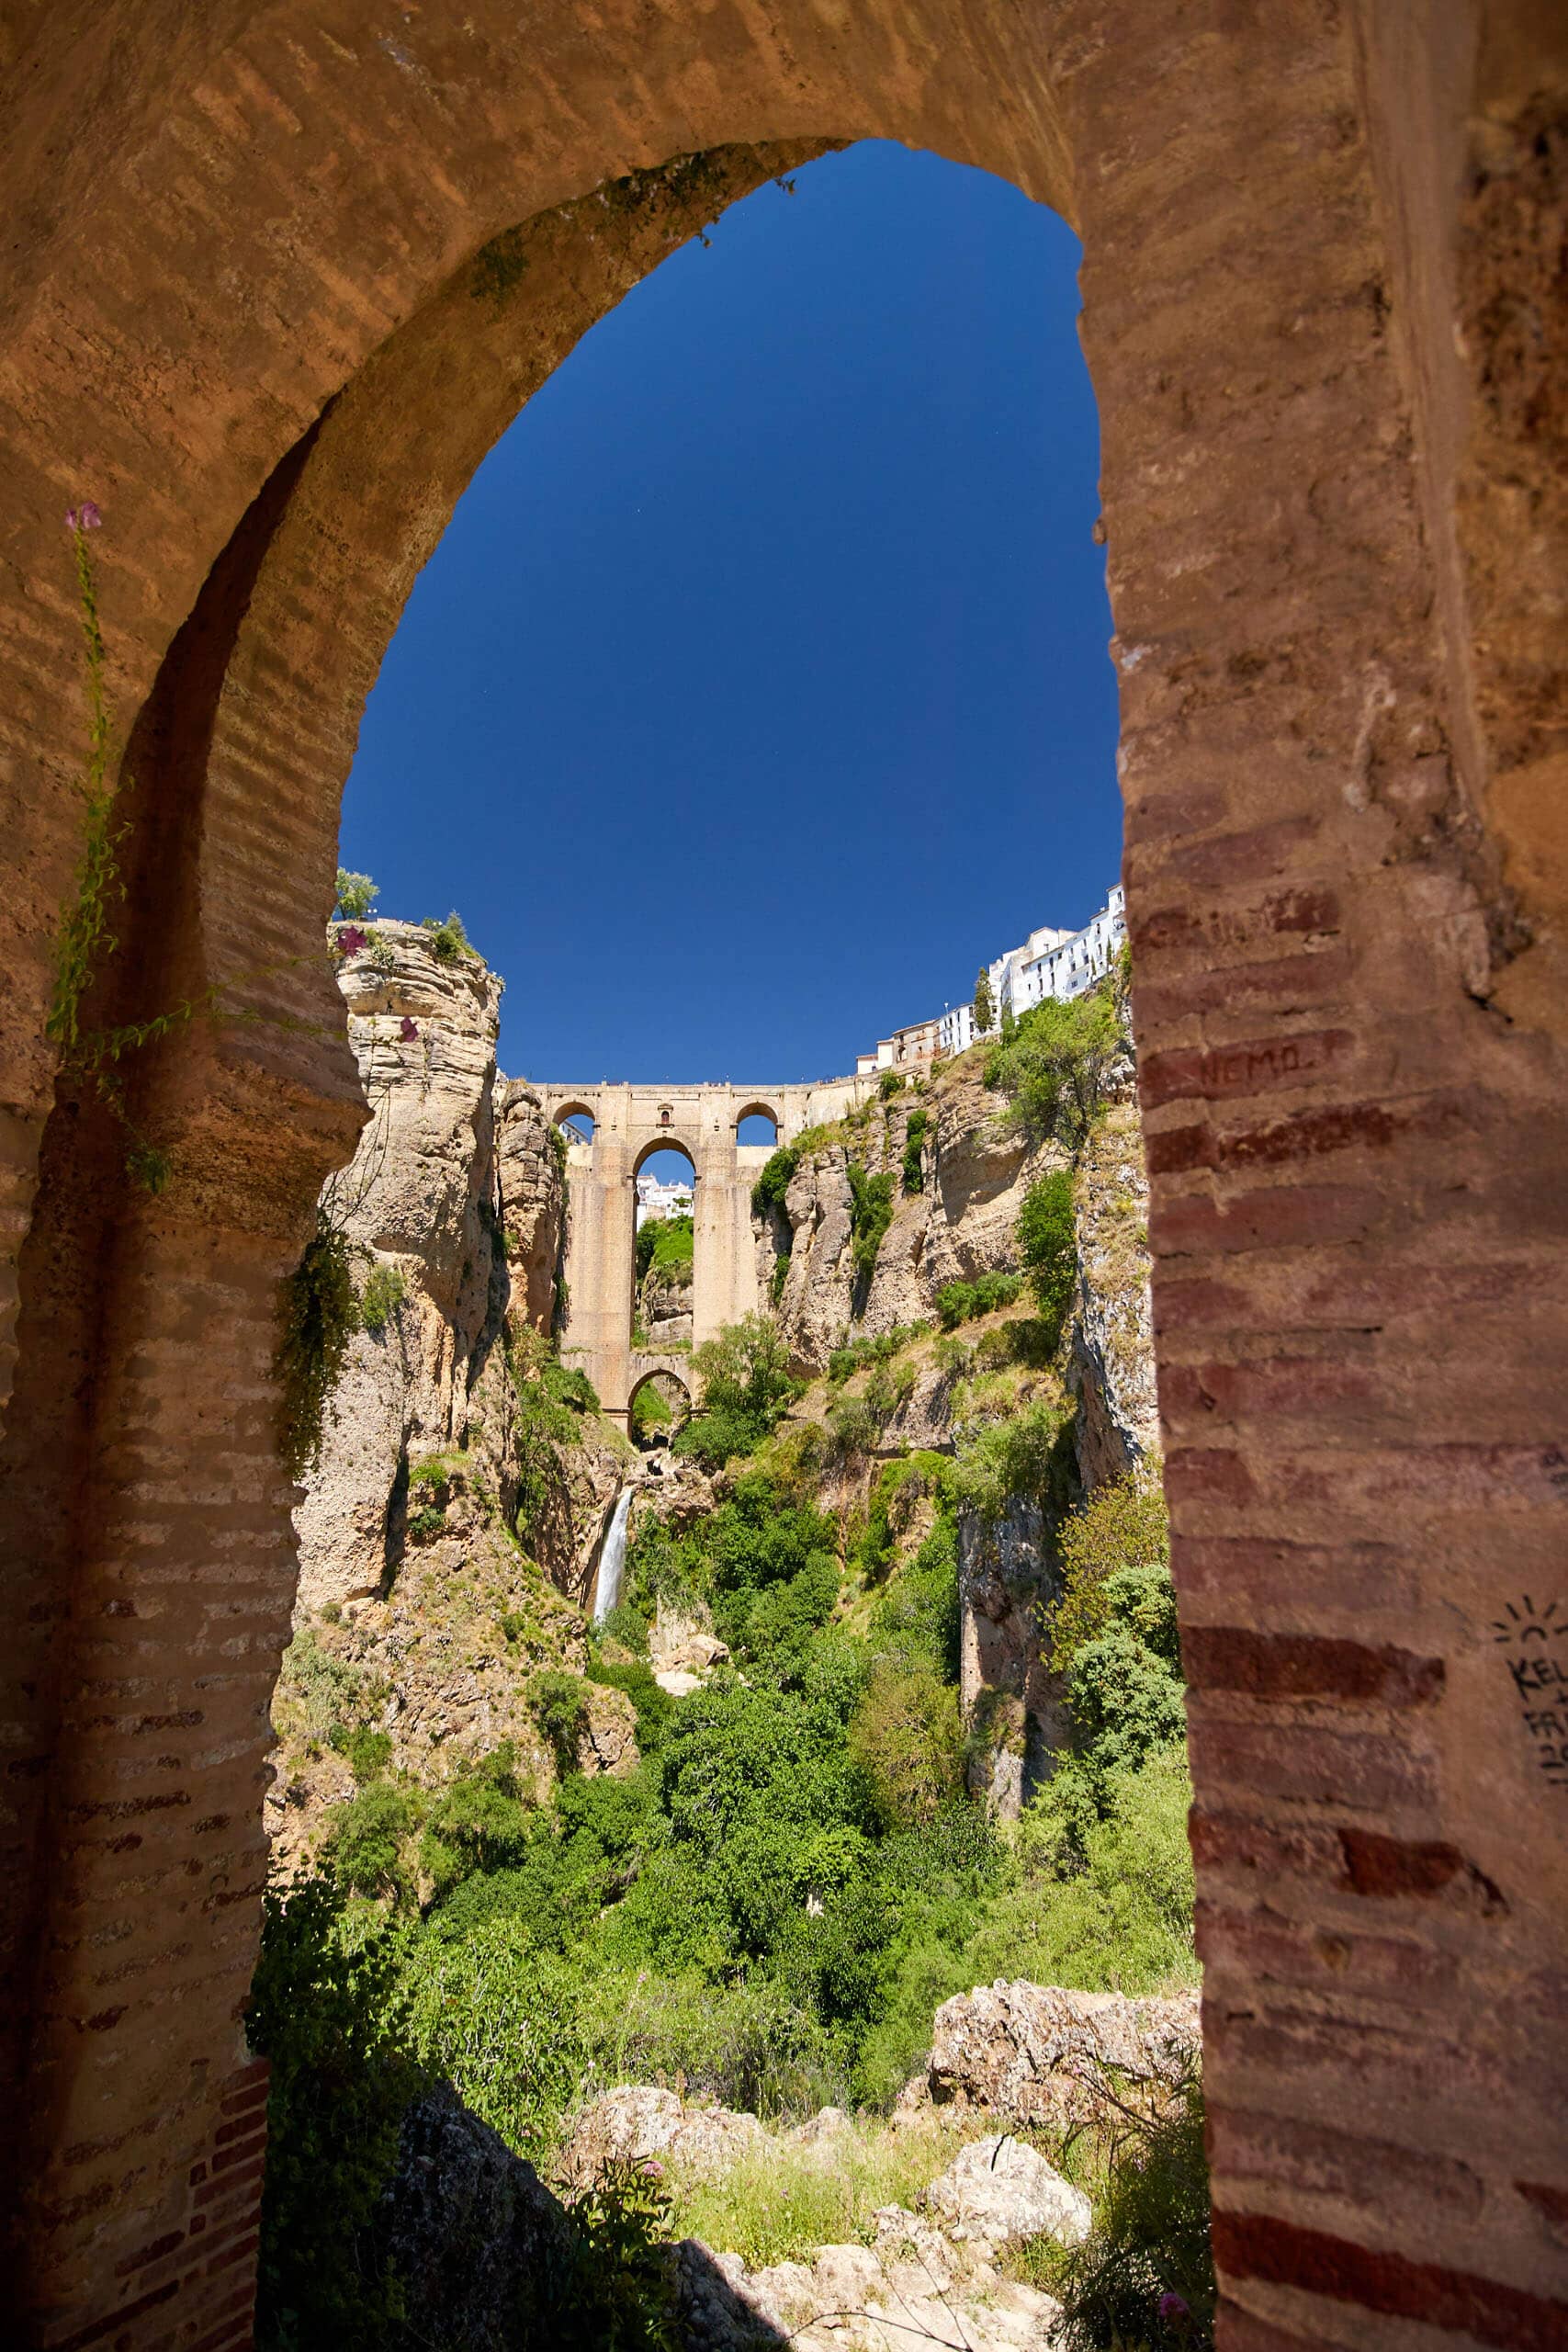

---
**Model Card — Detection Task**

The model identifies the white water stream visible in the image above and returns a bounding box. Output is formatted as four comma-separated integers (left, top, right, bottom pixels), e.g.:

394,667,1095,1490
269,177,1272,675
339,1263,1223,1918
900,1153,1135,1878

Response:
592,1487,633,1623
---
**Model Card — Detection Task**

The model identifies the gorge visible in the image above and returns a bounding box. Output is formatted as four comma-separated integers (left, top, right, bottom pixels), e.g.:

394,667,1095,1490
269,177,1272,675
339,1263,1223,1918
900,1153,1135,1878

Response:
254,904,1186,2346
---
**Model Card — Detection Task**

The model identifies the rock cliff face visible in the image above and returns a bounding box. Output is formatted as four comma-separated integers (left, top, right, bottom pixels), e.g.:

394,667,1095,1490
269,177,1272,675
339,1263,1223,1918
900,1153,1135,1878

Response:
293,922,580,1612
760,1036,1159,1816
771,1063,1053,1367
271,922,633,1875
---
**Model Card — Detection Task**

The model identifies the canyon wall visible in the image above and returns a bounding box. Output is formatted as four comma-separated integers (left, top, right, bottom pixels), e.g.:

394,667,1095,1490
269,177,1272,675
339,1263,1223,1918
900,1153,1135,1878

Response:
291,945,1160,1837
290,922,585,1614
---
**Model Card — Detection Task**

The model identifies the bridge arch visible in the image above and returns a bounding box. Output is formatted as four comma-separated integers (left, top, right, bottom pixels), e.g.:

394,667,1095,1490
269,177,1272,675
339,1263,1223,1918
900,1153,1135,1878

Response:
627,1363,693,1443
632,1133,701,1180
550,1098,599,1137
733,1100,782,1139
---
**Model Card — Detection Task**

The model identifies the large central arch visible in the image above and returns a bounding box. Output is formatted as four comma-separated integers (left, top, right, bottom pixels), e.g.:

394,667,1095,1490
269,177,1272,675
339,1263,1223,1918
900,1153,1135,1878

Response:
0,8,1562,2348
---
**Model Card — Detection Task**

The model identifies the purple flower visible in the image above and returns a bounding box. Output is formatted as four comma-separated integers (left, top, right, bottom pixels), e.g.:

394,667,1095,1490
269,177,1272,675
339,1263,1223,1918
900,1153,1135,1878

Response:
79,501,103,529
400,1015,419,1041
64,509,77,531
1158,2293,1190,2324
337,925,367,957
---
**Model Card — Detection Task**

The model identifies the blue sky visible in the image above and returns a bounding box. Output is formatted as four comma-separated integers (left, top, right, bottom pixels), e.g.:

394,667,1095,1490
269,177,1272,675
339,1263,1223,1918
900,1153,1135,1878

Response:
339,141,1119,1083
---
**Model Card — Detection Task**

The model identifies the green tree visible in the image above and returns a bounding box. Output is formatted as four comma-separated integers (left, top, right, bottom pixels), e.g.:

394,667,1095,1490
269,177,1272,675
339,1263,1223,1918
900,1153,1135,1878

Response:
333,868,378,919
674,1313,797,1468
986,984,1121,1149
530,1669,589,1775
246,1877,423,2352
325,1780,421,1902
848,1659,963,1830
973,966,996,1035
1051,1472,1171,1672
901,1107,928,1193
1016,1169,1077,1340
847,1164,895,1283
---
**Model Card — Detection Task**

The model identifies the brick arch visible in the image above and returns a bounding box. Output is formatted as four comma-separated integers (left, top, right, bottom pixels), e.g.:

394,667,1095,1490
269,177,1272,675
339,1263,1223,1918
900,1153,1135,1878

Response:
0,9,1563,2352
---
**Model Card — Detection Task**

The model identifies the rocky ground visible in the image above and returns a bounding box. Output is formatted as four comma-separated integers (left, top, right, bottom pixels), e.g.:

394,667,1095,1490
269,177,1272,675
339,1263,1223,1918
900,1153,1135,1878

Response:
377,1982,1200,2351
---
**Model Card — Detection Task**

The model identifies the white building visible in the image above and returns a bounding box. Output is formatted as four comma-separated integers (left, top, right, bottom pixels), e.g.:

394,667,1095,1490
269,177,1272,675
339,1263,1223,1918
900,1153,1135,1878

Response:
932,886,1127,1058
636,1175,694,1228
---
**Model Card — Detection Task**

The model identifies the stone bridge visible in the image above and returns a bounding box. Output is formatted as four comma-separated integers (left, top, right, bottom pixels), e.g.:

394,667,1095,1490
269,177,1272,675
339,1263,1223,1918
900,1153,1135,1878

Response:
542,1077,872,1423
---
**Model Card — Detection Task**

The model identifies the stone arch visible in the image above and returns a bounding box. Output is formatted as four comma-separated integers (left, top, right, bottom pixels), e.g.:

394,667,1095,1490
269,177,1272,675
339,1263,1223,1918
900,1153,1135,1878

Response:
626,1363,693,1438
733,1100,782,1137
550,1099,599,1140
0,12,1562,2350
632,1134,701,1181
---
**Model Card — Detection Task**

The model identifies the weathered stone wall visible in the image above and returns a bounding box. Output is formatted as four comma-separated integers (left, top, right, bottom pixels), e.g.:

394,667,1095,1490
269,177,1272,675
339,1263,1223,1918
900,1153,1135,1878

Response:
0,8,1563,2351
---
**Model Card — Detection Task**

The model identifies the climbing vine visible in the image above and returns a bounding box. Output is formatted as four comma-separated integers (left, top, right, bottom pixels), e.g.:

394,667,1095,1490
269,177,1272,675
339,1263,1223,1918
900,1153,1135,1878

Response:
48,505,122,1054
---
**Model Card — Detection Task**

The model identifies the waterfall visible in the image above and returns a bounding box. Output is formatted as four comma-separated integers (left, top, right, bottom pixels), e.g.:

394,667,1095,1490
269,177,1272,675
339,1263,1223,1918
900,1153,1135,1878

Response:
592,1487,633,1623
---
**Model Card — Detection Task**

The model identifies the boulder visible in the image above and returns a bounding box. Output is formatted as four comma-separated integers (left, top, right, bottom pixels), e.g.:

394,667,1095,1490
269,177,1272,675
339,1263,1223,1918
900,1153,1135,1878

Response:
558,2086,768,2188
922,2132,1090,2247
926,1980,1201,2132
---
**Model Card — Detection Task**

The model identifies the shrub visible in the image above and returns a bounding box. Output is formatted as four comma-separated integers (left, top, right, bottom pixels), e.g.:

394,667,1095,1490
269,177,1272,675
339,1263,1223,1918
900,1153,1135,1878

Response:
1017,1168,1077,1338
871,1510,960,1680
588,1657,674,1753
1064,1566,1186,1785
1051,2070,1214,2352
573,1965,849,2121
333,868,378,920
326,1780,421,1901
673,1314,796,1469
246,1876,423,2352
422,1746,535,1896
275,1627,371,1747
750,1142,799,1216
600,1600,650,1656
276,1209,359,1480
936,1280,975,1329
531,1669,589,1775
358,1261,407,1335
401,1917,589,2161
1052,1471,1171,1673
329,1723,392,1783
847,1164,895,1283
848,1659,964,1831
950,1396,1075,1525
421,909,469,963
878,1069,904,1101
901,1106,928,1193
935,1273,1019,1330
971,1747,1196,1990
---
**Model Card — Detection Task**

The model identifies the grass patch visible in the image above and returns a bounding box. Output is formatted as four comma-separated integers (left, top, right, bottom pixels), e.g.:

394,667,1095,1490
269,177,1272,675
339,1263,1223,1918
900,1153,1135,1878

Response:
668,2114,977,2269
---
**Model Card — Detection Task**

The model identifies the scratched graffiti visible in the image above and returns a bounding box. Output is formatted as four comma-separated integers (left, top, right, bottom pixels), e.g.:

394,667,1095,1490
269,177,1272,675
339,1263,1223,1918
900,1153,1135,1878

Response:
1491,1596,1568,1788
